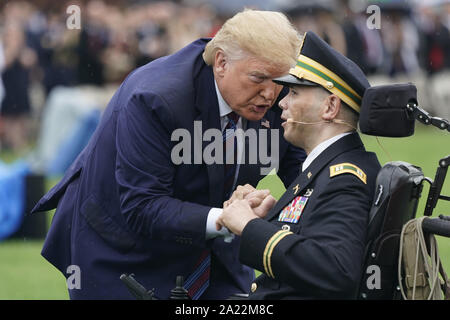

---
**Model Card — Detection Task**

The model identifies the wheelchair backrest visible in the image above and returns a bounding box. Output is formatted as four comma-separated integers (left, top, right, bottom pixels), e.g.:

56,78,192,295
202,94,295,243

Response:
358,161,424,299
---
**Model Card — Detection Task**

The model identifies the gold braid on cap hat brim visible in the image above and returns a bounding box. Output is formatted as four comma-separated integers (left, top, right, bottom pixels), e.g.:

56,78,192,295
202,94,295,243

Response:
289,54,362,113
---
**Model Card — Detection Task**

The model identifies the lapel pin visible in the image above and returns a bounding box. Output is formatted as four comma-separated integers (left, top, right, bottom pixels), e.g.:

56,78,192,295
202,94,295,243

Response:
307,172,312,179
293,184,299,195
261,119,270,128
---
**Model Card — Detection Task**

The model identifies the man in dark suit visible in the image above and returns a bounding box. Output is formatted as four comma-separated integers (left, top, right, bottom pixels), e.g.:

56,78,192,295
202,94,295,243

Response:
31,9,306,299
218,31,382,299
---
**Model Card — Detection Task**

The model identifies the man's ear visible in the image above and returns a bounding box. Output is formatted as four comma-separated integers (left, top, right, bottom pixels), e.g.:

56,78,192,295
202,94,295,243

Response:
214,50,228,78
321,94,341,121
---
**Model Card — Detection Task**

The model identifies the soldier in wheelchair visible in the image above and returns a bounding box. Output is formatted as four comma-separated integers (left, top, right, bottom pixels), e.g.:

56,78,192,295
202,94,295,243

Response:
121,31,450,300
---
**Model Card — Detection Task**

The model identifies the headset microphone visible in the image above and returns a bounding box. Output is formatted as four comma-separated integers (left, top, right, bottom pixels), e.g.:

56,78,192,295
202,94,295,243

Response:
286,118,327,125
286,118,357,130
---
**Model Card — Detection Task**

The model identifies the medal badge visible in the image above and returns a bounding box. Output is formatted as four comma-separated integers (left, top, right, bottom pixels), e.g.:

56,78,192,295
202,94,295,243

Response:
278,189,313,224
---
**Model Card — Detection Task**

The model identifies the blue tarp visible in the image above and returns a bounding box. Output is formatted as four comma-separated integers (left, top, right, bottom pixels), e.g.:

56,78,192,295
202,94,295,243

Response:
0,160,30,241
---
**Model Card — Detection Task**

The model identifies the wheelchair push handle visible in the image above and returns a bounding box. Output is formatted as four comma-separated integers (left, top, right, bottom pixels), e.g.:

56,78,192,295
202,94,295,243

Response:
422,215,450,238
424,155,450,216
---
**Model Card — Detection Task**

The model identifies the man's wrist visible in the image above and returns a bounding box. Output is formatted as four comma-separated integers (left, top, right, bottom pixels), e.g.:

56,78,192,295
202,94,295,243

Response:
206,208,234,241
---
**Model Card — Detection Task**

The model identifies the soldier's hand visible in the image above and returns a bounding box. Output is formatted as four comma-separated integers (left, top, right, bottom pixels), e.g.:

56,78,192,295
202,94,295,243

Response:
217,199,258,236
248,192,277,218
223,184,255,208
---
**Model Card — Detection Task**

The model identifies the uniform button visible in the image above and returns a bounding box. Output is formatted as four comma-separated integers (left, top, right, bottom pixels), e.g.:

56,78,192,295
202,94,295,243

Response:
281,224,290,231
251,283,257,292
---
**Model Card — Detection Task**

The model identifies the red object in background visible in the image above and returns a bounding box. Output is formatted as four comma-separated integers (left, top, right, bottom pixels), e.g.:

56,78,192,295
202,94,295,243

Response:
208,24,222,38
429,44,444,71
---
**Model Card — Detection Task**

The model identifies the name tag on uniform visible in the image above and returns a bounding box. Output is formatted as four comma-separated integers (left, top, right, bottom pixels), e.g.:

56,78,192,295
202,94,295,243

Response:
278,195,309,224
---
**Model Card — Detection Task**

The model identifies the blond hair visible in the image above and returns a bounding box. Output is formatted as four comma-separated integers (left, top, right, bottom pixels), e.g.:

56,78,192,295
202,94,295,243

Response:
203,9,301,70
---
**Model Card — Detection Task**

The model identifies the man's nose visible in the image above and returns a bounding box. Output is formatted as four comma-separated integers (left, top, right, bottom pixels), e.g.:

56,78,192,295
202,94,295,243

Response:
278,95,288,110
259,81,278,102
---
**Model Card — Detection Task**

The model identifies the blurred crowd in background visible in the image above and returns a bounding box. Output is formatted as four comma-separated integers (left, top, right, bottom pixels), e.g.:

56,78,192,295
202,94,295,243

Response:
0,0,449,170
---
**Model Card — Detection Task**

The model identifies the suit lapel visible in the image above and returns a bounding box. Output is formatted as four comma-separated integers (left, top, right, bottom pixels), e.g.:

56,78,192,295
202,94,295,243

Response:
265,132,364,221
235,112,279,188
194,66,224,207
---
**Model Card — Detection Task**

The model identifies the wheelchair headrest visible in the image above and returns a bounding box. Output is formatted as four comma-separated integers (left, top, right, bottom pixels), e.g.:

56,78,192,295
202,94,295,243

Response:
359,83,417,137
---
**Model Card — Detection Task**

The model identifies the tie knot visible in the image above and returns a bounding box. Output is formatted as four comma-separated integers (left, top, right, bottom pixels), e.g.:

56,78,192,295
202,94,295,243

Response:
227,112,240,125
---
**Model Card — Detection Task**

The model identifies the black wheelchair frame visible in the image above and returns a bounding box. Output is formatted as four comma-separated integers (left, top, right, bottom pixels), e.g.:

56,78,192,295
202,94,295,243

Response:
358,155,450,300
357,83,450,300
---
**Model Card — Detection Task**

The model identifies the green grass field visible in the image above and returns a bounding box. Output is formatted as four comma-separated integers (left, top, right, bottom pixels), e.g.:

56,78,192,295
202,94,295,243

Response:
0,124,449,299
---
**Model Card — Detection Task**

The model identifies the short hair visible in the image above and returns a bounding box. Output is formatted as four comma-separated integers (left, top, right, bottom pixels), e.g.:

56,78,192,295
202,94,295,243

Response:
203,9,301,70
340,102,359,127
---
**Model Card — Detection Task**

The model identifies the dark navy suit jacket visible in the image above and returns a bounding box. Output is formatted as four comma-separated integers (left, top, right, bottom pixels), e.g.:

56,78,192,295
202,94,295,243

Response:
32,39,306,299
